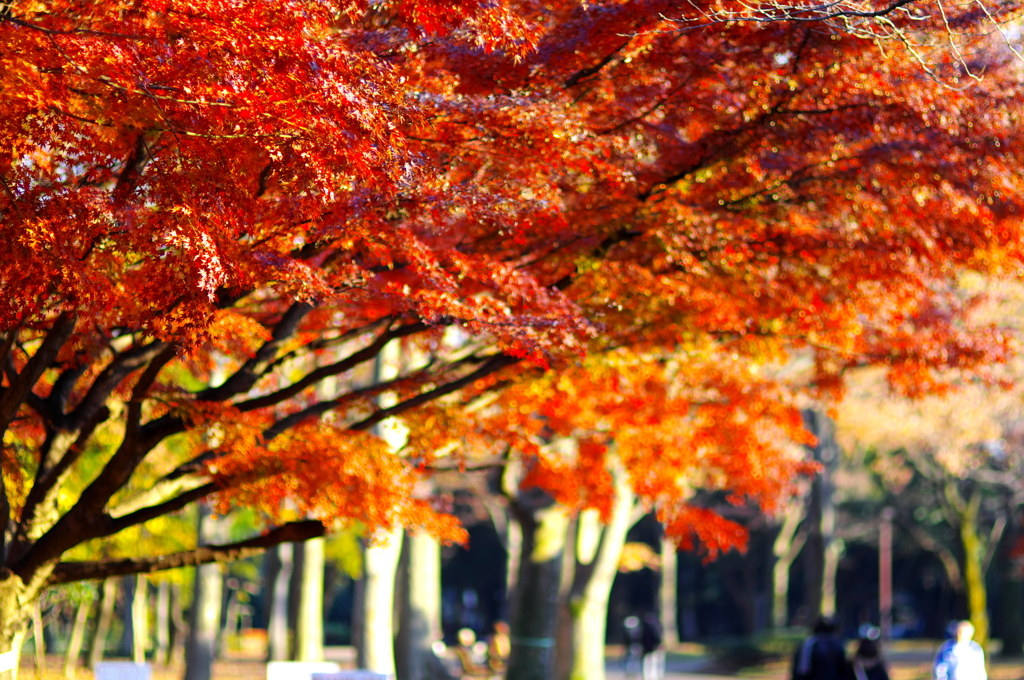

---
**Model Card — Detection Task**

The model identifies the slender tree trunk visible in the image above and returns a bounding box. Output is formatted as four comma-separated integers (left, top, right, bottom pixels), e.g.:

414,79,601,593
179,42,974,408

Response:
569,472,636,680
220,589,239,659
358,528,403,676
960,494,989,650
268,542,294,662
32,603,45,680
396,531,452,680
821,539,844,618
185,508,227,680
155,581,170,667
506,514,523,600
169,584,187,667
287,541,305,657
132,574,148,664
660,537,679,649
295,536,325,661
64,591,93,679
117,576,135,658
87,578,117,670
505,496,569,680
772,507,807,630
802,409,838,624
355,339,405,676
0,622,28,680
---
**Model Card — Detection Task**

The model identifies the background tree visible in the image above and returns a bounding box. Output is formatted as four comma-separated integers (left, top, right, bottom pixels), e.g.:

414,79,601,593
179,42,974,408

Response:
838,283,1024,651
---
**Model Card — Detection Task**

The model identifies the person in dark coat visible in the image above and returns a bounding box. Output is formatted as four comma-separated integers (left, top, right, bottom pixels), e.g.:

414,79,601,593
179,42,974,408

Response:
641,612,665,680
851,637,890,680
792,616,850,680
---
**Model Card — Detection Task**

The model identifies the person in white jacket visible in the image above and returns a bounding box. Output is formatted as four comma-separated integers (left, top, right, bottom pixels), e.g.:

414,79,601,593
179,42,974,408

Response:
933,621,987,680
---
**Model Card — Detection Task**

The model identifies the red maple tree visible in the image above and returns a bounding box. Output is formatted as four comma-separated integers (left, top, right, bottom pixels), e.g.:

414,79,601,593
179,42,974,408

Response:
2,0,1024,664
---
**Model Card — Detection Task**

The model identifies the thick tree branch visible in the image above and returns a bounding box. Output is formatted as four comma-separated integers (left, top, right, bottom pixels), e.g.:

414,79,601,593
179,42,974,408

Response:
197,302,314,402
0,330,15,381
46,520,327,585
0,314,76,434
102,482,218,537
236,321,427,413
349,354,519,432
565,42,629,88
65,340,169,431
982,511,1007,574
901,518,964,591
0,452,8,560
13,348,178,578
261,351,500,440
17,405,109,543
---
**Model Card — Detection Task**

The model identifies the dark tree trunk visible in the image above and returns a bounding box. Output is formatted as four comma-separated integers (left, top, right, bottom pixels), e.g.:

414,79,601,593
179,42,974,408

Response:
505,489,568,680
184,507,227,680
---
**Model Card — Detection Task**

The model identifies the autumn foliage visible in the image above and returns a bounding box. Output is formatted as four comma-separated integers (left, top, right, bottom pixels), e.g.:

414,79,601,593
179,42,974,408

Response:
1,0,1024,641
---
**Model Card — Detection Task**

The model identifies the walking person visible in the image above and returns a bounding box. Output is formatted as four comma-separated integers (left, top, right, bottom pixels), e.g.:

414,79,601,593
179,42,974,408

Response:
792,616,849,680
933,621,987,680
851,636,889,680
641,612,665,680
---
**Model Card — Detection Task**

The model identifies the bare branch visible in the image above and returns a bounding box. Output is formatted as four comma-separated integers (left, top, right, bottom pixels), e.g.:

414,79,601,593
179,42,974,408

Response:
901,518,964,590
197,302,314,402
65,340,170,431
0,314,76,434
565,42,630,88
101,482,218,537
236,321,426,413
349,354,519,432
982,511,1008,574
13,348,178,577
46,520,326,585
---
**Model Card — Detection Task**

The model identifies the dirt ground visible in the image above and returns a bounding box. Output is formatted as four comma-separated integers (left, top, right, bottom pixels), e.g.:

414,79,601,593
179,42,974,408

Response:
18,641,1024,680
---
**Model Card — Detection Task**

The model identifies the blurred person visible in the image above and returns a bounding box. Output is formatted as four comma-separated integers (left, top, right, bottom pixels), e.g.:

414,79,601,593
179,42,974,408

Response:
933,621,986,680
641,612,665,680
623,615,643,678
487,621,510,673
792,616,849,680
851,636,889,680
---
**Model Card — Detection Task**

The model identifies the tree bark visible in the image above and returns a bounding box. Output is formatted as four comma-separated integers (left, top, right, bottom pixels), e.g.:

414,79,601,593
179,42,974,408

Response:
772,508,807,630
355,339,405,676
821,539,844,618
184,507,227,680
802,409,838,624
87,578,117,670
505,493,569,680
295,537,325,661
32,603,45,679
47,520,325,585
268,542,294,662
155,580,170,667
660,536,679,649
63,590,92,679
959,494,989,650
132,574,148,664
568,472,636,680
358,528,403,677
396,531,453,680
